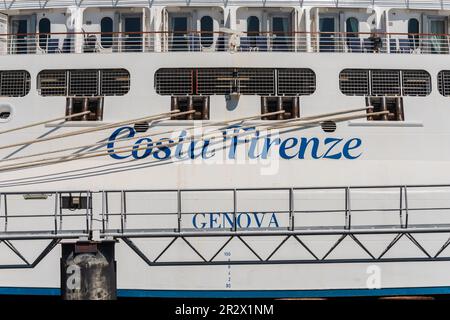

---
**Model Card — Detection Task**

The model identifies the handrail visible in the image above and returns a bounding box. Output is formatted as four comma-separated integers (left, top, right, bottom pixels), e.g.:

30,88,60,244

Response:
96,184,450,236
0,185,449,240
1,29,449,55
3,31,450,37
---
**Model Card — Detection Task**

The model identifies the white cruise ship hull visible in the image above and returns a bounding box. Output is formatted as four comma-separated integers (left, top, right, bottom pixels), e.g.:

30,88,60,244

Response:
0,50,450,297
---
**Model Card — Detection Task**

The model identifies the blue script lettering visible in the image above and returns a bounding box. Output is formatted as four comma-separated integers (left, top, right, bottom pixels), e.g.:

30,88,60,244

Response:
107,126,135,160
106,126,363,161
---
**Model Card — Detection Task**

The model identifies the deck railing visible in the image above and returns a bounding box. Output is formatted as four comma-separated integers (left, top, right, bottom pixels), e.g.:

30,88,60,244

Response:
2,31,450,55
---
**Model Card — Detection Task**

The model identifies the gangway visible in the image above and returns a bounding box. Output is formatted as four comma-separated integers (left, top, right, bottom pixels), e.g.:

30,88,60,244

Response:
2,185,450,297
101,186,450,266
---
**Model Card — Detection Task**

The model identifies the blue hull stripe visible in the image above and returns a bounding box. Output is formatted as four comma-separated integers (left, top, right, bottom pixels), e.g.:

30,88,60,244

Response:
1,286,450,298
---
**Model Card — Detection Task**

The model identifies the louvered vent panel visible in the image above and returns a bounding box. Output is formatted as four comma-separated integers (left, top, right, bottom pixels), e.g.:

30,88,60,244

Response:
69,70,99,96
101,69,130,96
371,70,401,96
154,68,193,95
38,70,67,96
197,68,234,95
339,69,369,96
278,68,316,96
0,70,30,97
438,70,450,96
402,70,431,96
237,68,275,95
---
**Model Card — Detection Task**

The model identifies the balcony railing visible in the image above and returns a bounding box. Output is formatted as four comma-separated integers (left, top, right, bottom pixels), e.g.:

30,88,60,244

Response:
1,31,450,55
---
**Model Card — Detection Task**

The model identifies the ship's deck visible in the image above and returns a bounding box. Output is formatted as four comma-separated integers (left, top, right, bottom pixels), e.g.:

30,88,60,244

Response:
1,0,449,10
2,31,450,55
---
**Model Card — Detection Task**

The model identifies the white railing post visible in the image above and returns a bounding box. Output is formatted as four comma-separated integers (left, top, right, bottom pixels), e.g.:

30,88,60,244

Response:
345,187,351,230
305,8,312,52
289,188,295,231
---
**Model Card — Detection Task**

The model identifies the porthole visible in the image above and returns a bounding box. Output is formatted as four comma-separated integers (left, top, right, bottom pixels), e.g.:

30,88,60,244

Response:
0,104,13,123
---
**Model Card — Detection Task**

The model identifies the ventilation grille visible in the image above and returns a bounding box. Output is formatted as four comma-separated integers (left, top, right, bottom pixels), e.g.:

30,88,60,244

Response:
235,69,275,95
321,121,337,133
0,71,30,97
340,69,430,97
38,69,130,97
69,70,99,96
155,68,316,96
197,69,234,95
371,70,401,96
38,70,67,96
438,70,450,96
154,69,193,95
101,69,131,96
277,69,316,96
339,69,369,96
402,70,431,96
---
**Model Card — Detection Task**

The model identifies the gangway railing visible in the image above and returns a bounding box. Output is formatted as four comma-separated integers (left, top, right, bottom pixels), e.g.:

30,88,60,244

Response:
101,185,450,266
0,190,91,239
2,31,450,55
2,185,450,268
0,190,91,269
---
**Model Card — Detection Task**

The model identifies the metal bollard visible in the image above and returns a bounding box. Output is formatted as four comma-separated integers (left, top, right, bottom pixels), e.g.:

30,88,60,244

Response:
61,241,116,300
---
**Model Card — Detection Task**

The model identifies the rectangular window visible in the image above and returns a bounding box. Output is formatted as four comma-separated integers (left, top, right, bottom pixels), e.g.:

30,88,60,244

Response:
11,19,29,54
429,19,447,54
170,16,189,51
123,16,143,52
319,16,336,52
272,17,291,51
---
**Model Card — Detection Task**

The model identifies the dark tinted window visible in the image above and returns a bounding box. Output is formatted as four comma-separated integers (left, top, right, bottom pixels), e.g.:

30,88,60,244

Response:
101,17,113,48
39,18,51,49
200,16,214,47
247,16,260,34
408,18,420,48
346,17,358,37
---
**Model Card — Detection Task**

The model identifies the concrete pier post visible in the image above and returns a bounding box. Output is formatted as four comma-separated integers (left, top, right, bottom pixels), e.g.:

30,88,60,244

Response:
61,241,116,300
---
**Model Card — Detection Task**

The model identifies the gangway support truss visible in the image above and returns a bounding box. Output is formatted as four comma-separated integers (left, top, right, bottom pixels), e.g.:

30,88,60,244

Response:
118,230,450,266
0,185,450,268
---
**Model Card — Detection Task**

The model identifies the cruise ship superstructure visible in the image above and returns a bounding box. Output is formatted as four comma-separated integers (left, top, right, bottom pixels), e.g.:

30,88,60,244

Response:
1,0,450,298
